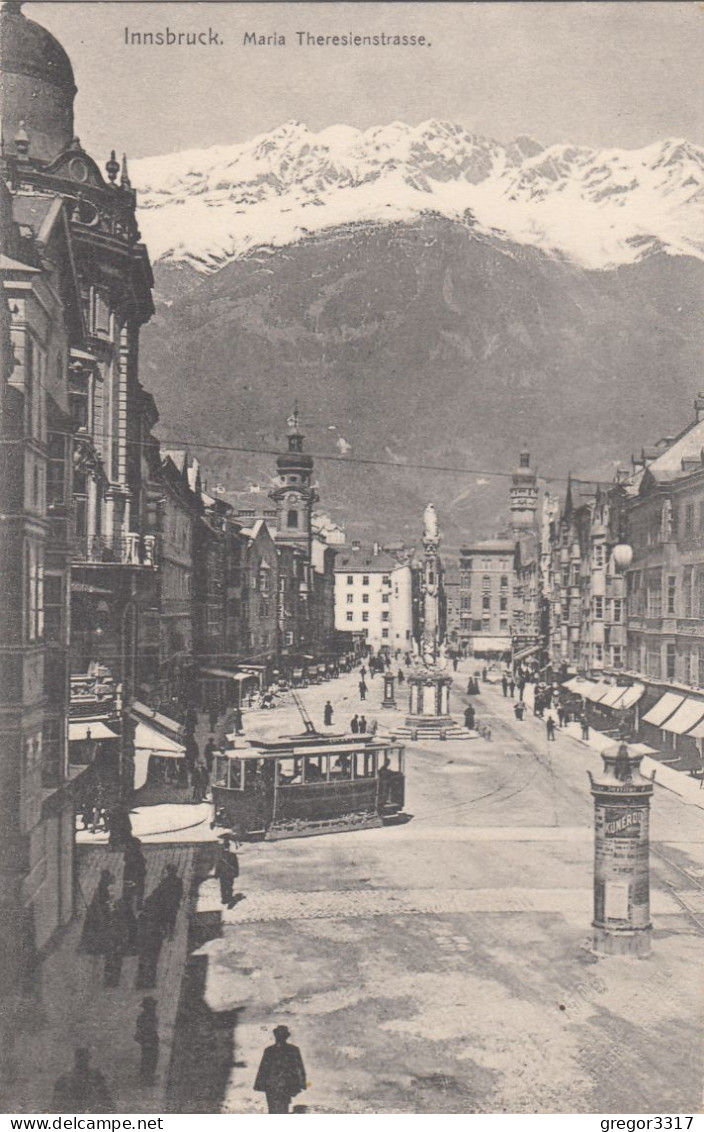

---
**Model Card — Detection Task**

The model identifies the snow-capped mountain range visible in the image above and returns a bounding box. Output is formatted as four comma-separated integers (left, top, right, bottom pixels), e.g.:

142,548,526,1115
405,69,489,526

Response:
130,119,704,273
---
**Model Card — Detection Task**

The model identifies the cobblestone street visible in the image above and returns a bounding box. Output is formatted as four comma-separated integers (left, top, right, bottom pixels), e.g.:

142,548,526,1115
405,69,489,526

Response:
165,664,704,1114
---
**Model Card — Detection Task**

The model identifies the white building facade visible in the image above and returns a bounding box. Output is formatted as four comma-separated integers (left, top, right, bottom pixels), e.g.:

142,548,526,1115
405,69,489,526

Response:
334,549,413,652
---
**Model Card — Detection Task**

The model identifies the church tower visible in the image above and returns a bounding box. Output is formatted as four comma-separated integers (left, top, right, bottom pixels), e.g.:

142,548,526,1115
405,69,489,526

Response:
269,408,319,553
510,449,538,534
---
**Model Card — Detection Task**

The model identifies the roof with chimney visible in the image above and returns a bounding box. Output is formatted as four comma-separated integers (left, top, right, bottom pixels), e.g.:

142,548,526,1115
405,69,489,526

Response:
334,547,401,573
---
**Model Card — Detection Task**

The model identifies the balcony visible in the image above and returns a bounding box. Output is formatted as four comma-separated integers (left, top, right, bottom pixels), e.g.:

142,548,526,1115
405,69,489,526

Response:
73,532,158,568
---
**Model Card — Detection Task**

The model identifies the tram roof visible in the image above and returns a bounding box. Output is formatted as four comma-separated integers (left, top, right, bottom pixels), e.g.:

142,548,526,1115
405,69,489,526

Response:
217,737,400,760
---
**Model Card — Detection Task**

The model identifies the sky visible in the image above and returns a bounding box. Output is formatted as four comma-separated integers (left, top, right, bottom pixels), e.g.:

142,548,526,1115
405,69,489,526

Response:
28,1,704,160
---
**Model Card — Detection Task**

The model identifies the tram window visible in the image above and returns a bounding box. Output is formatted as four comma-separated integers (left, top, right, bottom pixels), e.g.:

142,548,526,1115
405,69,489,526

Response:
362,751,378,778
243,760,265,789
276,757,298,785
330,752,352,780
228,759,243,790
303,756,324,782
379,749,403,775
213,757,229,788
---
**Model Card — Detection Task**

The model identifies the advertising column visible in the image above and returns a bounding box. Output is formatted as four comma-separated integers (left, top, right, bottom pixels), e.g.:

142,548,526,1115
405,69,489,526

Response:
588,740,655,956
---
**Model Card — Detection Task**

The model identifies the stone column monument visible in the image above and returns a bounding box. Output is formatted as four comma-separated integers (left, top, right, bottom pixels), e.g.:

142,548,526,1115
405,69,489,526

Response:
392,505,474,742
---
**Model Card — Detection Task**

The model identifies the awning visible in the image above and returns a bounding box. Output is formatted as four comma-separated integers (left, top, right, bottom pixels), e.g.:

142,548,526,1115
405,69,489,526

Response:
201,667,239,680
68,721,118,742
134,721,185,757
563,679,610,703
513,643,541,662
611,684,646,710
131,702,182,736
661,698,704,735
685,717,704,740
133,721,186,790
641,692,685,727
599,685,631,708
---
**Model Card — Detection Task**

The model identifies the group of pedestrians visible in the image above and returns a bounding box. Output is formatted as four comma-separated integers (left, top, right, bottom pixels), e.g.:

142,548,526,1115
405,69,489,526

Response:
80,839,184,994
349,713,369,733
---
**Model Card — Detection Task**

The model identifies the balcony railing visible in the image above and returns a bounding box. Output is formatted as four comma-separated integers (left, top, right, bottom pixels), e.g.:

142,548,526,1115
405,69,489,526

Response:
73,532,158,568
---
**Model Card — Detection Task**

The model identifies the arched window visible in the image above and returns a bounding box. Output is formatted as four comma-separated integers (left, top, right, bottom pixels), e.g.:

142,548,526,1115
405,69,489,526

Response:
287,509,299,529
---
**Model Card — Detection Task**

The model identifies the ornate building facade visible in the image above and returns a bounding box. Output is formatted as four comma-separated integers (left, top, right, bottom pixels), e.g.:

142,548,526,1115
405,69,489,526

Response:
0,0,158,1031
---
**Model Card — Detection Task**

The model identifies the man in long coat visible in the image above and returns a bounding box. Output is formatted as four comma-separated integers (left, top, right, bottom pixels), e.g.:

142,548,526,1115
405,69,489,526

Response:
214,835,239,906
254,1025,307,1114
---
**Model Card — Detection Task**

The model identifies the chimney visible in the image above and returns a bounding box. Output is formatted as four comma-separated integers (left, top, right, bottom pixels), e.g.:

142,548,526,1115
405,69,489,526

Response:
695,393,704,423
373,541,381,557
351,539,361,552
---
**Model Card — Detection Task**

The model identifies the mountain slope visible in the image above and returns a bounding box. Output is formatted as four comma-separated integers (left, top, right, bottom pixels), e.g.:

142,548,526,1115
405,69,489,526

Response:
131,120,704,272
141,218,704,542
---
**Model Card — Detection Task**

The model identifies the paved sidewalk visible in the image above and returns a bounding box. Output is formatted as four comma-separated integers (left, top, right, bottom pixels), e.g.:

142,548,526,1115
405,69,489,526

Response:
8,843,201,1113
76,802,215,845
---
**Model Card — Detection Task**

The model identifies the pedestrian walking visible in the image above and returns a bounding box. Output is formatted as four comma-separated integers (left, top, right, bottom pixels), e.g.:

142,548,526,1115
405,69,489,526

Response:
557,705,566,728
123,837,146,911
103,894,136,987
214,835,239,907
323,700,333,727
580,716,590,741
254,1025,307,1114
190,762,204,803
359,665,366,679
453,655,459,671
359,715,367,734
135,998,159,1085
350,714,359,734
514,702,525,721
501,675,508,698
108,801,132,850
150,864,184,937
546,714,556,742
80,869,114,955
464,705,475,729
358,680,367,701
52,1048,114,1114
397,668,405,684
204,735,216,773
509,679,515,698
135,904,165,990
209,705,219,733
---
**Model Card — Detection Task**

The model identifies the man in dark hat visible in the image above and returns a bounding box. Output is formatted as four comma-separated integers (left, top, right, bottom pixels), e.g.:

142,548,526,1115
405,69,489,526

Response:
134,997,159,1085
214,834,239,907
254,1025,307,1114
52,1048,114,1113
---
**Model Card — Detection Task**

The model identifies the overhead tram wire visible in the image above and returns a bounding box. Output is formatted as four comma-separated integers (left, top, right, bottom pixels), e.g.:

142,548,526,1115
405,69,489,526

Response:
10,424,617,488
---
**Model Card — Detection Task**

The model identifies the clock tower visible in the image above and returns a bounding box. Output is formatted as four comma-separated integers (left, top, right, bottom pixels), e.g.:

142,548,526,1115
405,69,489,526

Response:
269,408,318,554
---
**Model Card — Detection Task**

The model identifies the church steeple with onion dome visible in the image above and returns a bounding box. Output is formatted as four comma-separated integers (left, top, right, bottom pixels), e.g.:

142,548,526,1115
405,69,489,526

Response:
269,406,319,552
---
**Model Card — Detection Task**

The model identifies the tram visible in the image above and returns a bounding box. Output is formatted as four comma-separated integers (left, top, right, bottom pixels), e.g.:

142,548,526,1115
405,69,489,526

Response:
211,730,406,840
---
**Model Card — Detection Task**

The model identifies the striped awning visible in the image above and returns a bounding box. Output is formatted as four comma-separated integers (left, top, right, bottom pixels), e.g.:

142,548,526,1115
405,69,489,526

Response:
660,698,704,735
612,684,646,710
641,692,685,727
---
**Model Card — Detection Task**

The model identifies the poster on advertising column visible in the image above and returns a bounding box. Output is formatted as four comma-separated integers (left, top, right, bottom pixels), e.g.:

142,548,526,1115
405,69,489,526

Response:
2,0,703,1120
